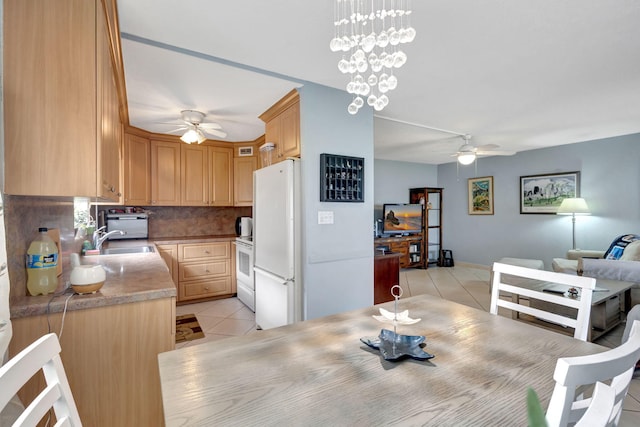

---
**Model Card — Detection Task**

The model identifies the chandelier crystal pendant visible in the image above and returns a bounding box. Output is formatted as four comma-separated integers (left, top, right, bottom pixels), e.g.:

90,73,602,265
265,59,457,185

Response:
330,0,416,114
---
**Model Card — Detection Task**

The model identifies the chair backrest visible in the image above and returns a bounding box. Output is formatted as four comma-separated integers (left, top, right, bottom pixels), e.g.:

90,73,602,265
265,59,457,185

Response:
490,262,596,341
573,381,616,427
0,333,81,426
546,320,640,427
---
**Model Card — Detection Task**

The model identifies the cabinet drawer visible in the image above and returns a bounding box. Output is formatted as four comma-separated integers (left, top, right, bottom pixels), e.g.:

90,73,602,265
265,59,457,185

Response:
179,277,232,301
179,260,230,282
178,242,229,262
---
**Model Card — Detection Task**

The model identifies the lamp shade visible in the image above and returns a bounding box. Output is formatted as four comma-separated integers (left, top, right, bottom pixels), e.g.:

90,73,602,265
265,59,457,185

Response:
557,198,591,215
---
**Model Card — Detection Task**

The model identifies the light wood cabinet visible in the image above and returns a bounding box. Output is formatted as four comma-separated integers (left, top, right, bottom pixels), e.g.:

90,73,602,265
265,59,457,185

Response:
279,101,300,159
209,146,234,206
96,5,122,202
3,0,121,200
259,89,300,168
157,244,179,288
181,144,209,206
123,133,151,205
151,140,181,206
177,242,233,302
10,298,175,427
180,145,234,206
234,156,258,206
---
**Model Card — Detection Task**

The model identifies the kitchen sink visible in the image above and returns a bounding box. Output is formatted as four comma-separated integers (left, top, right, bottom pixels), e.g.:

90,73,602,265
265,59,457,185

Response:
98,246,156,255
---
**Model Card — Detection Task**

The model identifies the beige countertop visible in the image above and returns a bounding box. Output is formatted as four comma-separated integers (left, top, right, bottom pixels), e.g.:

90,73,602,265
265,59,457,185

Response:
9,235,237,319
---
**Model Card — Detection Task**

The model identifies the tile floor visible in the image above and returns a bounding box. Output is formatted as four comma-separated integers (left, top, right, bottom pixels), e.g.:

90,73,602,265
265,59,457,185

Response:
175,264,640,425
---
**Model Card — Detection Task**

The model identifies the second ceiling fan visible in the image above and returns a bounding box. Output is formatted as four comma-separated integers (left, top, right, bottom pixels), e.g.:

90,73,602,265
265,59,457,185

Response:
453,134,514,165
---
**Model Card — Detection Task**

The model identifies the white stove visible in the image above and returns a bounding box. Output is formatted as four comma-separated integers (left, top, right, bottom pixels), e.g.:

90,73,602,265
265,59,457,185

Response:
235,237,255,311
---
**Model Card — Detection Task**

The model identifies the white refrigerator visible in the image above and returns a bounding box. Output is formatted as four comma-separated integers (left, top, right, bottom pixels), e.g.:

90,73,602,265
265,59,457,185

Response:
253,158,302,330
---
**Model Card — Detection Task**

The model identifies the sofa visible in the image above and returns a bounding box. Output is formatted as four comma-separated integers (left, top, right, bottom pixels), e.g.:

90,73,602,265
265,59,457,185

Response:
552,234,640,282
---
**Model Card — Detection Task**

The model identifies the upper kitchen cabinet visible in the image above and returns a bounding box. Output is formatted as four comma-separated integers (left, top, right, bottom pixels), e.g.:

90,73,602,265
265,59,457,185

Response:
259,90,300,168
181,144,209,206
123,132,151,205
181,144,234,206
3,0,122,201
234,156,257,206
151,140,181,206
208,146,234,206
97,5,123,202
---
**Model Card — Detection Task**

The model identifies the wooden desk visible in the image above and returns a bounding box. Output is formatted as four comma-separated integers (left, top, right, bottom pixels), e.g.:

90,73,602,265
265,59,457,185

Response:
158,295,605,426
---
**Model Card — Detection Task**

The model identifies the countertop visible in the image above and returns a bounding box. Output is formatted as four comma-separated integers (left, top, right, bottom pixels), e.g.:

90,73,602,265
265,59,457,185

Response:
9,235,237,319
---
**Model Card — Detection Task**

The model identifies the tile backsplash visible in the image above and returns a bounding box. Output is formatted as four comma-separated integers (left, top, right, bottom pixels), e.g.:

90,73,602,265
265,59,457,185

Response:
4,195,251,298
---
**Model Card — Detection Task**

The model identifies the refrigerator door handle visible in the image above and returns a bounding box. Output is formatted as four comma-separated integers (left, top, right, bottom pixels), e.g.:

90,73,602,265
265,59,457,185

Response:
254,267,291,285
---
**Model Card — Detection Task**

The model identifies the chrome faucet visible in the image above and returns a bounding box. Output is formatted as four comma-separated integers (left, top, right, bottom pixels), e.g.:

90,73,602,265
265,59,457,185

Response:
93,227,126,251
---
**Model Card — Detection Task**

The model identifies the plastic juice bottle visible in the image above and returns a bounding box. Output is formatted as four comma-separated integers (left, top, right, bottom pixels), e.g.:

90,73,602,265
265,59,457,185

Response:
26,227,59,296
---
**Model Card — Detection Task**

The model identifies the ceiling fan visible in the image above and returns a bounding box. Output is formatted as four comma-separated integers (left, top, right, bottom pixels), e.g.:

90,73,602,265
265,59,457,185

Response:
453,134,515,165
170,110,227,144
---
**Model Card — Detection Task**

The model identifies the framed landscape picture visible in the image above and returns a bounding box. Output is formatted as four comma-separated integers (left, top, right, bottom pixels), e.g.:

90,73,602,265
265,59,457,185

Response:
468,176,494,215
520,171,580,214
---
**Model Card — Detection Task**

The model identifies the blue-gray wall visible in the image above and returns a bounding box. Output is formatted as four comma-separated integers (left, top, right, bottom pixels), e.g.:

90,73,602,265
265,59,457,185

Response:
298,83,374,319
373,159,438,218
437,133,640,269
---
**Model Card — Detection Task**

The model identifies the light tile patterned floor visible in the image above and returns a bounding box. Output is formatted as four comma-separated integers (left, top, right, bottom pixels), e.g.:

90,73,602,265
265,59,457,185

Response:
175,264,640,425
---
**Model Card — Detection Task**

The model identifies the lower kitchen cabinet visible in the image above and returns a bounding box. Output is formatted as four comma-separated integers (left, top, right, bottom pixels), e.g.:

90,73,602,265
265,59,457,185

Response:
157,243,179,287
9,297,175,427
177,241,234,302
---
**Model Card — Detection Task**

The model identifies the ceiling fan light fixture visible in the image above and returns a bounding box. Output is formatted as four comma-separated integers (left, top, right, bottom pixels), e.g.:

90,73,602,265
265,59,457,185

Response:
180,128,206,144
457,153,476,165
456,142,476,165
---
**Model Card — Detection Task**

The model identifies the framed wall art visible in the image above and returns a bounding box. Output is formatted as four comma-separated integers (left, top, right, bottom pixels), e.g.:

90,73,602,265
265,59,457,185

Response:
468,176,494,215
520,171,580,214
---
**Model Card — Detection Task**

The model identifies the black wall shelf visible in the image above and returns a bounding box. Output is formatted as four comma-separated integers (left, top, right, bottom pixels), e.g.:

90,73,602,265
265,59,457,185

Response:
320,153,364,202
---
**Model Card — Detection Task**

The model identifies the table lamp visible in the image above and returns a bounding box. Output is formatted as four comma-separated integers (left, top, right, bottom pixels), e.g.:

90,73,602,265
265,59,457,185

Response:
557,198,591,249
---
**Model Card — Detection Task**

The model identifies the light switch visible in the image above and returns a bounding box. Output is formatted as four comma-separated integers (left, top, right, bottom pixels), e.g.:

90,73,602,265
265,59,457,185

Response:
318,211,334,225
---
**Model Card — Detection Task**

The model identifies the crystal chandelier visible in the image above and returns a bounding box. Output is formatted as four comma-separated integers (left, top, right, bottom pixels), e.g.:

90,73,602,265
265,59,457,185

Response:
330,0,416,114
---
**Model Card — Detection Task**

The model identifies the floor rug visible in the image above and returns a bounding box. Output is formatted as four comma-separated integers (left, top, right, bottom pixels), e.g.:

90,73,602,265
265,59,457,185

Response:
176,314,205,343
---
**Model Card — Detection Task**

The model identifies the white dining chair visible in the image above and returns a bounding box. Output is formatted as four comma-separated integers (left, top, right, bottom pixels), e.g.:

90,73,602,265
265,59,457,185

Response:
546,320,640,427
0,333,82,426
573,382,616,427
490,262,596,341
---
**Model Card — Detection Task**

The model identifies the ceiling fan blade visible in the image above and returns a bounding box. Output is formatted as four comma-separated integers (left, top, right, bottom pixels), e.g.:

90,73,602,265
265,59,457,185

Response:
166,126,189,134
476,150,515,156
199,122,223,130
203,128,227,139
475,143,500,151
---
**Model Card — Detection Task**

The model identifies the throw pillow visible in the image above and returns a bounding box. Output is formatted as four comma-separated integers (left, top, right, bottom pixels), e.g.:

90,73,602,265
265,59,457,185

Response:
620,240,640,261
604,234,640,260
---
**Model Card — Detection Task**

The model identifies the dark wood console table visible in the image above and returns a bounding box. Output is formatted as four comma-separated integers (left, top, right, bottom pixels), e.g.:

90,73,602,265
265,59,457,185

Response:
374,253,401,304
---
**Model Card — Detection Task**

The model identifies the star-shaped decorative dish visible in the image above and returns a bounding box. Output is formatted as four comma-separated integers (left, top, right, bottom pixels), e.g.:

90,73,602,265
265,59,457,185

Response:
372,307,421,325
361,329,435,361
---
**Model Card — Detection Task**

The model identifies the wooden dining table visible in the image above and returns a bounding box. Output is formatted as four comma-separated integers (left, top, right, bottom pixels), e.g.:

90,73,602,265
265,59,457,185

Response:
158,294,606,426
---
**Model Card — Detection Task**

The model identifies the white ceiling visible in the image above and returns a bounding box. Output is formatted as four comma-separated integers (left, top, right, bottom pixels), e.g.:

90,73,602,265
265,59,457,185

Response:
117,0,640,164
